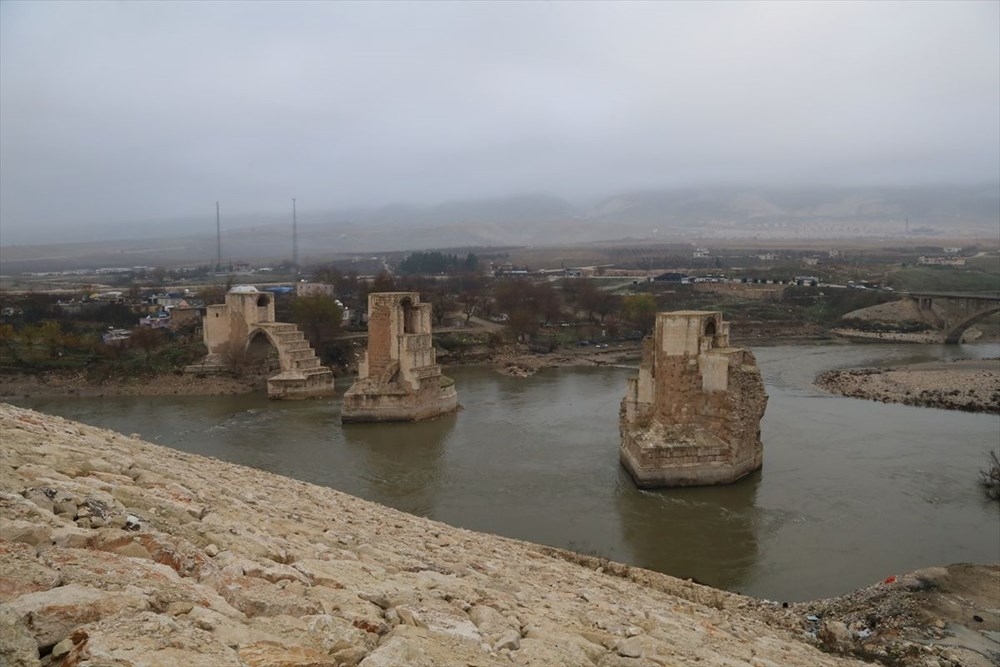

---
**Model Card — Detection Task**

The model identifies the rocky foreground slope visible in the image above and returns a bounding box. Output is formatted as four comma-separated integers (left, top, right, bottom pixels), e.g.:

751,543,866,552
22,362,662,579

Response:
1,403,997,667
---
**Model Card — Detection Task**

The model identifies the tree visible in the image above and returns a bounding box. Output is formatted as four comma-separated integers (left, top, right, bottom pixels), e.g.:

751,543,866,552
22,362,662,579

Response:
371,270,396,293
312,265,344,286
980,450,1000,501
0,323,15,356
425,287,455,326
197,285,227,305
452,275,486,324
569,279,602,321
593,291,620,323
290,295,343,358
126,285,144,304
534,282,561,325
494,281,524,318
129,326,166,360
622,294,657,334
493,280,563,339
219,340,252,378
463,253,479,273
37,321,65,360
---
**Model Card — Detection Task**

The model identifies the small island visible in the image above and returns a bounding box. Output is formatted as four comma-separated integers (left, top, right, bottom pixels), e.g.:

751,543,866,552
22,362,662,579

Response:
816,358,1000,414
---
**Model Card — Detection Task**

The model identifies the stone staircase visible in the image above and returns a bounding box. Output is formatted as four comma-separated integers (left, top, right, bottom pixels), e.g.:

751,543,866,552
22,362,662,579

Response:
253,323,333,399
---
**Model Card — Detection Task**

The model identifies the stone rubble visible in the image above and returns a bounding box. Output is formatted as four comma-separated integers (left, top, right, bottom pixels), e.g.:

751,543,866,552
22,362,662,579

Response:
0,403,994,666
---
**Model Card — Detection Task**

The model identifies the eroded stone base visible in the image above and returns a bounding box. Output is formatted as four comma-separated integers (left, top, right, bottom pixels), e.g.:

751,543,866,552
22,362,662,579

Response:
266,370,335,400
341,383,458,422
620,430,762,488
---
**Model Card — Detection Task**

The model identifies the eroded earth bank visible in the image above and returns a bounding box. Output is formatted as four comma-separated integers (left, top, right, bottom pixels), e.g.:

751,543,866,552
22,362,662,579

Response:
1,403,997,667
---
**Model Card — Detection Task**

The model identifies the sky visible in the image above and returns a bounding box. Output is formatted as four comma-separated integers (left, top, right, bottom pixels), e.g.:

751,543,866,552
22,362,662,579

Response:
1,0,998,241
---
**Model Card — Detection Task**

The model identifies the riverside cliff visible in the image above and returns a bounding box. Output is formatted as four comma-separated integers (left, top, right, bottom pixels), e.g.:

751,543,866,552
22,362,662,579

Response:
1,403,996,667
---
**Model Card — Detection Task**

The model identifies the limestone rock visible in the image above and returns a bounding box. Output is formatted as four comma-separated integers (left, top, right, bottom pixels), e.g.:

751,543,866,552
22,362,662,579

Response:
78,612,246,667
615,635,644,658
0,540,62,599
238,640,338,667
495,629,522,651
0,519,53,548
214,573,322,618
5,582,149,648
0,403,907,667
469,604,515,635
819,620,853,652
0,606,41,667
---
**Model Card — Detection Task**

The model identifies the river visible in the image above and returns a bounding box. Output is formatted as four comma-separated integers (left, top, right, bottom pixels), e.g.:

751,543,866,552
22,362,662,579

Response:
11,343,999,602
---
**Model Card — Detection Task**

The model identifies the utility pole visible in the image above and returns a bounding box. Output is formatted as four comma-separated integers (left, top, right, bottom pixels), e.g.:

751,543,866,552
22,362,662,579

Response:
215,201,222,271
292,197,299,276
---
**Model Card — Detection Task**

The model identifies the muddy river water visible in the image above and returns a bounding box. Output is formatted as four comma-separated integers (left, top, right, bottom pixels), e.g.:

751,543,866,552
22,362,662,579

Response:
13,343,999,602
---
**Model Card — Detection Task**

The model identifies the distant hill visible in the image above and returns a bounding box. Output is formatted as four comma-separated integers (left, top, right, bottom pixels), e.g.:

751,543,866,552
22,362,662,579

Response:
585,185,1000,229
2,185,997,272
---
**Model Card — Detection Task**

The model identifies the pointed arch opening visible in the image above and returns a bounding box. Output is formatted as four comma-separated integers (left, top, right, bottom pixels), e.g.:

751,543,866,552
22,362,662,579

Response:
246,329,281,373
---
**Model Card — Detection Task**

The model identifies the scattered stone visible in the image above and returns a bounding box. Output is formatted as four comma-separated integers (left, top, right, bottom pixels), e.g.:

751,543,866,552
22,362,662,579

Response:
50,636,74,659
0,606,39,667
615,636,643,658
494,630,521,651
819,620,853,652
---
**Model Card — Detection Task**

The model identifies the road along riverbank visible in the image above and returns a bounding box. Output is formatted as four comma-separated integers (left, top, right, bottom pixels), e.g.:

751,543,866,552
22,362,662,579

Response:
2,403,998,667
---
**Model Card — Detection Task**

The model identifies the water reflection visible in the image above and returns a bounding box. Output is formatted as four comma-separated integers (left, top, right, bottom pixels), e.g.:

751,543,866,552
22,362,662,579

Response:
616,469,761,591
341,413,455,517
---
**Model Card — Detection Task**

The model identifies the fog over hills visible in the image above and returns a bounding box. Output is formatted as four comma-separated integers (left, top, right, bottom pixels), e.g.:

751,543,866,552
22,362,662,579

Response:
585,185,1000,227
1,185,997,273
5,185,998,245
4,2,997,256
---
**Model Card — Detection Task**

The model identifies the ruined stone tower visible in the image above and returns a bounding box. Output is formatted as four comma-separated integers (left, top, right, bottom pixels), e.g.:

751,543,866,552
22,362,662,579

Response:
199,286,333,399
619,311,767,488
341,292,458,422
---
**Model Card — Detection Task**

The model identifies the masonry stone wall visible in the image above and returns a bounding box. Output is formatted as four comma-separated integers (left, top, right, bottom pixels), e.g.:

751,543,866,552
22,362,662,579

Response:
620,311,767,488
342,292,458,422
197,286,332,399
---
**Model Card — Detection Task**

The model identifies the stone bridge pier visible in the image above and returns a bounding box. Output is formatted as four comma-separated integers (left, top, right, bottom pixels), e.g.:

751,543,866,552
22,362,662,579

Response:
619,311,768,488
341,292,458,422
904,292,1000,343
198,286,333,399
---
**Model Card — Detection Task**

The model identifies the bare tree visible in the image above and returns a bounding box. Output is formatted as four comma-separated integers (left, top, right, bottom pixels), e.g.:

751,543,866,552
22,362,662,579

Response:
981,450,1000,501
219,341,252,378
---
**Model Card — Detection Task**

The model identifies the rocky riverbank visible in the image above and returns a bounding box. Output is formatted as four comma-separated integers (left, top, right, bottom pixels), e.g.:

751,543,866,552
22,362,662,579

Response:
0,342,644,395
2,403,998,667
815,358,1000,413
0,371,260,399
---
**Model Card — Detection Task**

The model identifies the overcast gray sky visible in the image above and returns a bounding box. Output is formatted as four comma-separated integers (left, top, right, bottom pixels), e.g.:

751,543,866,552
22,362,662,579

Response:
1,0,998,240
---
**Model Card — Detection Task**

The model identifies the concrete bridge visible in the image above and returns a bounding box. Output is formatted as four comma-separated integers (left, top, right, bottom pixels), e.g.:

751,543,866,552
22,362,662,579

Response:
901,291,1000,343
